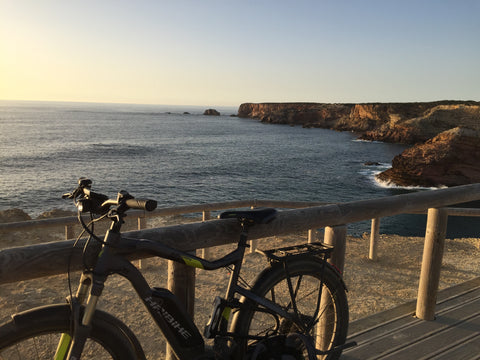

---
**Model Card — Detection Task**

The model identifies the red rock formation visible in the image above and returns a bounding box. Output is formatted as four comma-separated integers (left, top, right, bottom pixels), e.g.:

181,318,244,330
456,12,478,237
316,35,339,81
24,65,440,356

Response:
238,101,480,144
360,126,426,144
376,127,480,187
238,101,480,186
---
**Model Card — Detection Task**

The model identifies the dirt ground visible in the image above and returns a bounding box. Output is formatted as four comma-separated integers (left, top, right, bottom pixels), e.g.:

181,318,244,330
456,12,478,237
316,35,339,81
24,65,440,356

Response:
0,218,479,359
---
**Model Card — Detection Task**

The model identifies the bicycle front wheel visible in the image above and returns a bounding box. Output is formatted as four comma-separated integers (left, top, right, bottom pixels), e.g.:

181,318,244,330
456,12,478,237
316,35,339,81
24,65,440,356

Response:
0,304,142,360
232,258,349,360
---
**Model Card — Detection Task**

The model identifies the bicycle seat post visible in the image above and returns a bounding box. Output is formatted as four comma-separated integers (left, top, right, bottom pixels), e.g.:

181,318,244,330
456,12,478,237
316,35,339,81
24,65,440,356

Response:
222,219,251,302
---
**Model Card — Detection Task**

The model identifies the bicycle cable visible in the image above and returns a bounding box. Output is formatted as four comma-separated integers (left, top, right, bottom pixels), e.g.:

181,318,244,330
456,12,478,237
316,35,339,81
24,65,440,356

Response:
65,208,108,303
225,265,252,290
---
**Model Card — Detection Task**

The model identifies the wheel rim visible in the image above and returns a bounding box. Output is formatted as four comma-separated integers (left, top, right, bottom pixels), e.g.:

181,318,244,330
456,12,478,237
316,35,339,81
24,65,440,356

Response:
0,332,117,360
245,273,340,359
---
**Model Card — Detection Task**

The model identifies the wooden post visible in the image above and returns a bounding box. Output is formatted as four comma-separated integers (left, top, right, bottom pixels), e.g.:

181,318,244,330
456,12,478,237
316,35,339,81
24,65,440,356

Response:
308,228,322,243
369,218,380,261
249,206,257,254
323,225,347,272
166,259,196,360
249,239,257,254
201,211,212,258
317,225,347,354
137,216,147,269
65,225,75,240
416,208,448,320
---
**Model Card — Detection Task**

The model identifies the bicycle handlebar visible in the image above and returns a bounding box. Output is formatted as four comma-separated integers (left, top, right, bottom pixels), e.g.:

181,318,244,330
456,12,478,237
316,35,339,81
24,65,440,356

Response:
63,178,157,214
125,198,157,212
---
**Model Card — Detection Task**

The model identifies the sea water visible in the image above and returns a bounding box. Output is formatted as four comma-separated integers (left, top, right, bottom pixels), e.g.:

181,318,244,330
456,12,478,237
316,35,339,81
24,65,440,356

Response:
0,100,477,236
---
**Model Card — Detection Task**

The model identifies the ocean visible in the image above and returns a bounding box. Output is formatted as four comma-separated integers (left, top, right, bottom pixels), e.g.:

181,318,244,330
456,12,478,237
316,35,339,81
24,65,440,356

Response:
1,100,477,237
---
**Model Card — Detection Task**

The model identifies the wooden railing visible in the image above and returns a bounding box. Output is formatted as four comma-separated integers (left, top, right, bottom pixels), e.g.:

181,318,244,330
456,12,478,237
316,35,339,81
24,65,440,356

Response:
1,184,480,325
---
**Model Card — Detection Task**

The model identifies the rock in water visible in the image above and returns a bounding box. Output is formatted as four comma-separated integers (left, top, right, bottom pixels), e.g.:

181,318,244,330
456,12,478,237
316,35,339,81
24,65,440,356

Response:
203,109,220,116
376,127,480,187
0,209,32,223
36,209,76,219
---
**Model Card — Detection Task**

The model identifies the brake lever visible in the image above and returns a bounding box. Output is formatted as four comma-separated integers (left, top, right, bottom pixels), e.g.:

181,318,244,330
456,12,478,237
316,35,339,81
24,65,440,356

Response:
62,192,74,199
62,178,93,200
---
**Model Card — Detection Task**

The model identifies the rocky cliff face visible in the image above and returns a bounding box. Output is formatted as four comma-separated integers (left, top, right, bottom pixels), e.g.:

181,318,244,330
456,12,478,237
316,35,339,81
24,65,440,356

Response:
375,127,480,187
238,101,480,187
238,101,480,144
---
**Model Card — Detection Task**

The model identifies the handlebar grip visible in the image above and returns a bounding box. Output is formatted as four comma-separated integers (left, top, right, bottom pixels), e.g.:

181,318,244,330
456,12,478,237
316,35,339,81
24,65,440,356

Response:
126,198,157,212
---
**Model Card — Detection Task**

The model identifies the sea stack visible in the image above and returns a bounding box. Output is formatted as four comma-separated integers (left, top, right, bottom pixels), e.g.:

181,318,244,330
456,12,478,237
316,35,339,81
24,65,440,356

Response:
204,109,220,116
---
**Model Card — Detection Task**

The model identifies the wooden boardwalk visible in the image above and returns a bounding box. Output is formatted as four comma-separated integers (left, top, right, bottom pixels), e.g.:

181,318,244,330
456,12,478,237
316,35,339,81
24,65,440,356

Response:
342,277,480,359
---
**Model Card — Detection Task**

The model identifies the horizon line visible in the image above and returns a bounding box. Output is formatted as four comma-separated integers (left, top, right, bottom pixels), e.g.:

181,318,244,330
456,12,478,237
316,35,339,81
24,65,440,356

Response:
1,98,479,107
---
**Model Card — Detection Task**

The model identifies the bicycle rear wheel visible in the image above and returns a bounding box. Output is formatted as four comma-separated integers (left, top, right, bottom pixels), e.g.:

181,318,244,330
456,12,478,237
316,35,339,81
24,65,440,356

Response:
232,258,349,360
0,304,143,360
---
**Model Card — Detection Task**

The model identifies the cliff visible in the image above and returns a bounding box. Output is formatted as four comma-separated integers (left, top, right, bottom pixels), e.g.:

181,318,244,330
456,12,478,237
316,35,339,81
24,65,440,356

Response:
238,101,480,187
376,127,480,187
238,101,480,144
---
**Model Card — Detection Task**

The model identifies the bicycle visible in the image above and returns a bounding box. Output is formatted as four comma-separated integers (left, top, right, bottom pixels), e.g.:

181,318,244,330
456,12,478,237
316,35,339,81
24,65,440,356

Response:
0,178,353,359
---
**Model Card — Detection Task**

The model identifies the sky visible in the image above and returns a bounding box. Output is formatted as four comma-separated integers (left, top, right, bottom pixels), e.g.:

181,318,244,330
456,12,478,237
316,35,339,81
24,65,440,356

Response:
1,0,479,106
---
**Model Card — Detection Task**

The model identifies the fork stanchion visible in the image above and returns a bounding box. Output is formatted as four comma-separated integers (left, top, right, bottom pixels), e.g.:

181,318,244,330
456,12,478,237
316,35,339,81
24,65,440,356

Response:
316,225,347,356
166,257,196,360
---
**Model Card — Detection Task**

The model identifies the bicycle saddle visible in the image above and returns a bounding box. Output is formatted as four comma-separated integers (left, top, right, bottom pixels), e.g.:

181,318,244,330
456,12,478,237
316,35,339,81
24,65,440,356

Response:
219,208,277,224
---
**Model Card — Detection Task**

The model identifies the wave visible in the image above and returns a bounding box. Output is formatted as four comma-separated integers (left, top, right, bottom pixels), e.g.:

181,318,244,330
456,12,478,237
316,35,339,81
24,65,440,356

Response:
359,162,447,190
373,174,447,190
358,162,391,179
351,138,385,144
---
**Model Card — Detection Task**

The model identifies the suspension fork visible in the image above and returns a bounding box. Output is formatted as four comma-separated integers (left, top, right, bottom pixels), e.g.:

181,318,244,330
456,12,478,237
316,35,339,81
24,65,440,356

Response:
55,263,107,359
63,272,105,359
55,272,92,359
75,272,93,304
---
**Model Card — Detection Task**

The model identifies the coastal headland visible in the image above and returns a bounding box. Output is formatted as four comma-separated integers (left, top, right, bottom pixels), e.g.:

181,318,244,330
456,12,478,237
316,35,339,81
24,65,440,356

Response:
238,101,480,187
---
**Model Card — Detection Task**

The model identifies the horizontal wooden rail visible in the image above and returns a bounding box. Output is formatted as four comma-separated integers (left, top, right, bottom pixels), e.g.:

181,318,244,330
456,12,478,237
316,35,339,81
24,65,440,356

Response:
367,206,480,261
444,207,480,216
0,199,326,232
1,184,480,285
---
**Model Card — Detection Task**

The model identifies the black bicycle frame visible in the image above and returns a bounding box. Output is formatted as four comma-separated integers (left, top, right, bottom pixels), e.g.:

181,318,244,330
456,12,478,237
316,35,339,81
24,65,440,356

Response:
70,228,310,360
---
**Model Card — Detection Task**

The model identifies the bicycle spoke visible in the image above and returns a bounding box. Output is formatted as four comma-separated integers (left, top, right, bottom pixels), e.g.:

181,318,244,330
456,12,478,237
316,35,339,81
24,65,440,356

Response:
0,334,117,360
233,259,348,360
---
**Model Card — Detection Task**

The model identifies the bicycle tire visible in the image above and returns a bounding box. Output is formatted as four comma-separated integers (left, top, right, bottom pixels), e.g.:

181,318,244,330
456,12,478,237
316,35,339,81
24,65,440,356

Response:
231,258,349,360
0,304,145,360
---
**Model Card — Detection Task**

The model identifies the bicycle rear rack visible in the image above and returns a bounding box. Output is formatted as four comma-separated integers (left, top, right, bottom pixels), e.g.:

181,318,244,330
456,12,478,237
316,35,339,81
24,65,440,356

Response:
256,241,333,264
